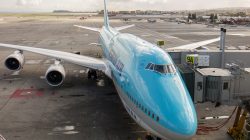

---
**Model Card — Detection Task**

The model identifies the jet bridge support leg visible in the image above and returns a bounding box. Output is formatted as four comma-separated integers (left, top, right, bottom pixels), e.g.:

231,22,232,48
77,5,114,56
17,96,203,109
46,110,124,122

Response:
227,107,248,140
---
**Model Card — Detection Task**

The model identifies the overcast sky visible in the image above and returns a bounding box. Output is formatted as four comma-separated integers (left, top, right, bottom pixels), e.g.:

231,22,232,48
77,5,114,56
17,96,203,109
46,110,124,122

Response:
0,0,250,12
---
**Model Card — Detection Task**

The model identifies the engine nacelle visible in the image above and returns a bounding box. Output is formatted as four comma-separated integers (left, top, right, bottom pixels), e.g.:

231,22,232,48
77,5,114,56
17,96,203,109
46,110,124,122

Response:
5,51,24,71
45,64,66,87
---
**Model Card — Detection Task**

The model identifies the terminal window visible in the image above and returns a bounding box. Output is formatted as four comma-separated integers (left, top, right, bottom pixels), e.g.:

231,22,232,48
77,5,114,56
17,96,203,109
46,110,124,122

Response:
197,82,203,91
223,82,229,90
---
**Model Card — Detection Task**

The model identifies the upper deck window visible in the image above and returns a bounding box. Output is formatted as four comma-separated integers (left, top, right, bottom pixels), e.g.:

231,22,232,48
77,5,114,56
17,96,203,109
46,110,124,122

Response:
145,63,176,74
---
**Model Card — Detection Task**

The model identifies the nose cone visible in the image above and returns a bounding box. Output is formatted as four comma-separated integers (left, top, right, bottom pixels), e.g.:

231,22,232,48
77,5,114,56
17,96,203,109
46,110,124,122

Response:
145,74,197,138
161,76,197,137
171,106,197,136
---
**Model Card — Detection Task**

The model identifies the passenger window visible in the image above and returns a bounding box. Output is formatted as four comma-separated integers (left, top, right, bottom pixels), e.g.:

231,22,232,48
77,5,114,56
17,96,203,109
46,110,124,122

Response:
156,116,159,122
148,111,151,116
152,114,154,119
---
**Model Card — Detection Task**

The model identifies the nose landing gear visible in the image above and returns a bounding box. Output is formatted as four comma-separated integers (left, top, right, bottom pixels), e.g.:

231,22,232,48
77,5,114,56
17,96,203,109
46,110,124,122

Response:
146,134,153,140
146,134,161,140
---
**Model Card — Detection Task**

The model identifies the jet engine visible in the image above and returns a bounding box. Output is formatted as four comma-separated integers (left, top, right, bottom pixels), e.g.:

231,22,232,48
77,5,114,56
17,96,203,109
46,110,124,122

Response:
5,51,24,71
45,63,66,86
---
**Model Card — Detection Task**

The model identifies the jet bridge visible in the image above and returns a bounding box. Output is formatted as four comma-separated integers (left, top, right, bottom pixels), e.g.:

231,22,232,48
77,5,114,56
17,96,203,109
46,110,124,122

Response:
172,51,250,107
193,66,250,106
168,28,250,106
176,62,250,107
168,28,250,140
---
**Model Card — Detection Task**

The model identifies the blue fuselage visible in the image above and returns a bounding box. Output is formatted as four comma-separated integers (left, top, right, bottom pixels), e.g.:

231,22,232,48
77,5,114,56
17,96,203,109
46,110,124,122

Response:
98,26,197,140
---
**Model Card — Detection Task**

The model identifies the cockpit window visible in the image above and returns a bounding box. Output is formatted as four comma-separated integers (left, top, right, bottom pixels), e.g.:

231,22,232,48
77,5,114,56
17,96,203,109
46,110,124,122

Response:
145,63,176,74
167,65,175,73
149,64,155,70
146,63,155,70
145,63,152,69
154,65,165,73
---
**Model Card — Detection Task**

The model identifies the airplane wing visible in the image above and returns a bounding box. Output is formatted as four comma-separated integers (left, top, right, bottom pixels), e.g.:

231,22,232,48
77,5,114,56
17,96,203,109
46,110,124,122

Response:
0,43,110,77
115,24,135,31
74,24,135,32
166,37,220,51
74,25,100,32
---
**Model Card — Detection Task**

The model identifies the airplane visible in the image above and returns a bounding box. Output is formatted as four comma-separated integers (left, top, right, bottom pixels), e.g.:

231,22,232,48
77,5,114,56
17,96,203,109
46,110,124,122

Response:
147,19,157,23
0,0,220,139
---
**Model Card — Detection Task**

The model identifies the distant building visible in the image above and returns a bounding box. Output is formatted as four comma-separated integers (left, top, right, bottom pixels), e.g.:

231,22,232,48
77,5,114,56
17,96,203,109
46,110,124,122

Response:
119,11,130,14
135,10,145,15
99,10,104,15
130,11,136,15
109,11,117,16
53,10,72,13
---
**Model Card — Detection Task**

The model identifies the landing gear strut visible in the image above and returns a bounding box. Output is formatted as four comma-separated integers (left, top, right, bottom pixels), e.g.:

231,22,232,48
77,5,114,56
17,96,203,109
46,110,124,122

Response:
145,134,161,140
146,134,153,140
87,69,97,80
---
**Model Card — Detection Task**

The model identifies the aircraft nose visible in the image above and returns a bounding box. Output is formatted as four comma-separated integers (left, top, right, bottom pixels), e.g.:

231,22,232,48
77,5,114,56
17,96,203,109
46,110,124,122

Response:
139,70,197,139
160,96,197,139
163,85,197,137
172,111,197,136
155,76,197,138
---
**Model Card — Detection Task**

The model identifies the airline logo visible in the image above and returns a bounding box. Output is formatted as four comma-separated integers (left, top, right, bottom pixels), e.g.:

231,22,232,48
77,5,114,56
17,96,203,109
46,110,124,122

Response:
109,49,124,72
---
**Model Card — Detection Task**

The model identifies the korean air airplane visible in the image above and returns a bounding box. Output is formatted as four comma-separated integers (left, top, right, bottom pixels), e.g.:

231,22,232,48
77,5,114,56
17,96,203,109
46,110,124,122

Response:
0,0,220,139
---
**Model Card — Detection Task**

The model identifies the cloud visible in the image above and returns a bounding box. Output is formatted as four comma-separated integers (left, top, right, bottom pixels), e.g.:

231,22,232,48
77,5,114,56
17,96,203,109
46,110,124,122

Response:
110,0,168,4
16,0,42,6
0,0,248,12
108,0,169,10
108,0,250,11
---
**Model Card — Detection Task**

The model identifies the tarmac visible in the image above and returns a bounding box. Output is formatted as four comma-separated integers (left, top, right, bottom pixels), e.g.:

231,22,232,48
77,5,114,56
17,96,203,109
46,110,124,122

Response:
0,15,250,140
